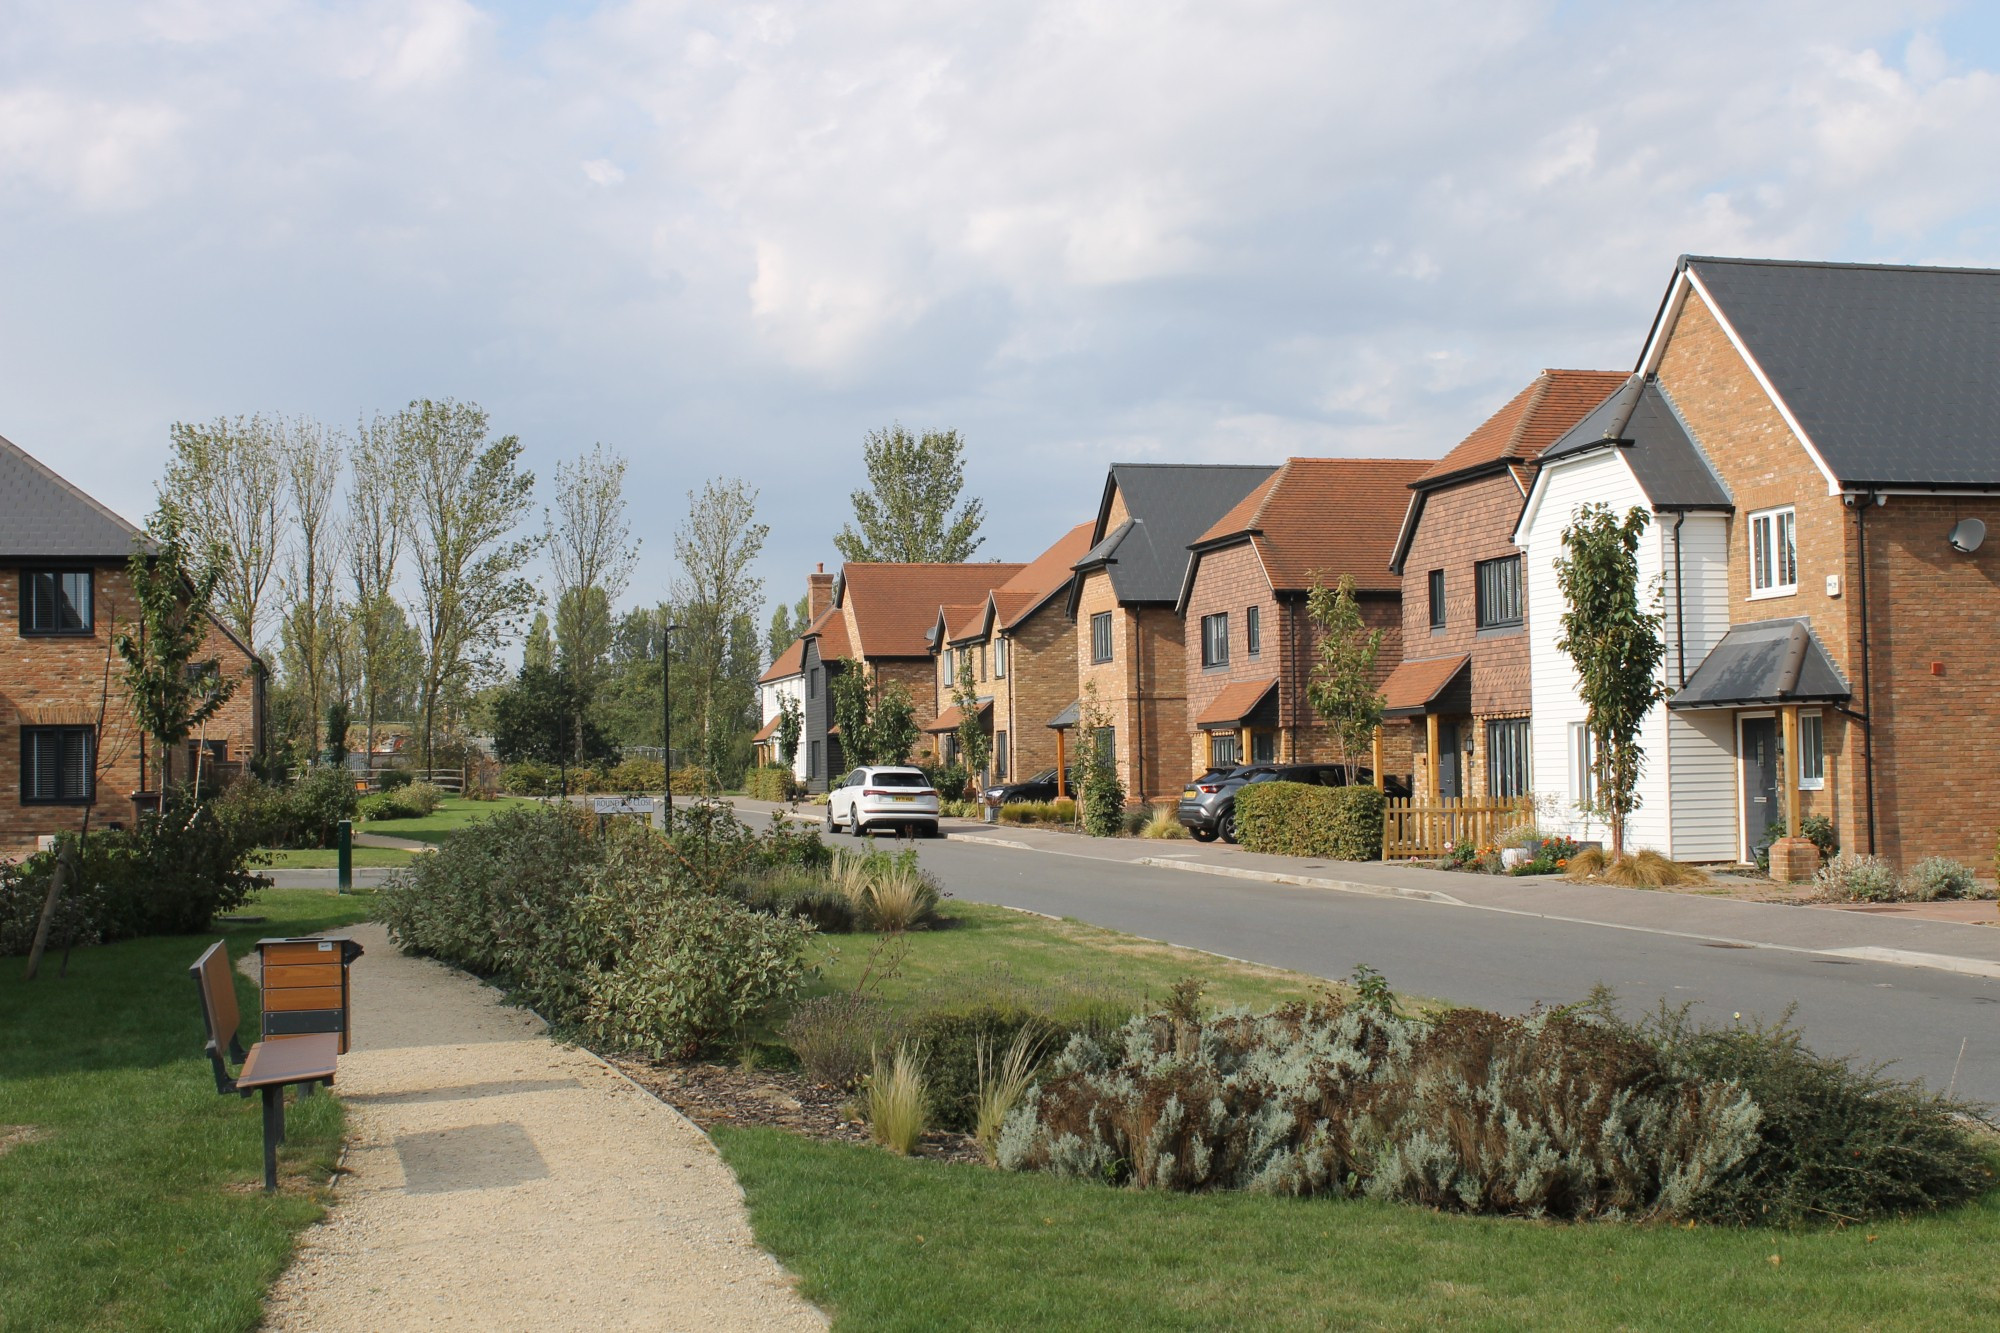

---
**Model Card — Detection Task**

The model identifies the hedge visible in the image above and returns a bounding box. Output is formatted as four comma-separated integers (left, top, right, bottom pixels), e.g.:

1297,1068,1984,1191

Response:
1234,781,1384,861
744,765,800,802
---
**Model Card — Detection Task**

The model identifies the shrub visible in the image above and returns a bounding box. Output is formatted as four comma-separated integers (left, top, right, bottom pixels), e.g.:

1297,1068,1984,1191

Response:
865,1044,929,1155
999,999,1762,1220
671,765,720,796
920,763,969,799
939,798,981,819
377,767,414,791
219,766,360,849
743,765,800,802
737,867,858,933
1814,852,1899,902
359,780,445,822
976,1028,1046,1164
903,1006,1074,1133
1799,813,1838,859
1080,771,1124,838
1903,856,1980,902
999,798,1076,825
608,757,667,792
784,993,894,1088
501,760,559,796
1139,805,1187,839
0,858,101,956
1234,781,1384,861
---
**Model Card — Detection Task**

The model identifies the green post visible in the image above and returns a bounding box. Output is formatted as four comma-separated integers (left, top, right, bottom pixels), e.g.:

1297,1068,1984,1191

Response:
337,819,352,894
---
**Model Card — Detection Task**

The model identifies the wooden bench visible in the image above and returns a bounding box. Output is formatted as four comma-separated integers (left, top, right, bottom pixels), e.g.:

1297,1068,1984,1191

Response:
190,941,340,1192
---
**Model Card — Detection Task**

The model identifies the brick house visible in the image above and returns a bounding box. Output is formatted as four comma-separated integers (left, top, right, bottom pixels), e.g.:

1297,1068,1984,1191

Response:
1,432,264,856
794,560,1023,792
1067,464,1277,804
1518,255,2000,873
1178,457,1428,782
1383,370,1628,801
924,520,1094,788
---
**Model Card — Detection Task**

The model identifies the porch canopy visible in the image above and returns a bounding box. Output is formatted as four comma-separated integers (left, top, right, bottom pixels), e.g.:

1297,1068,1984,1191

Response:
924,697,992,734
1046,698,1080,730
1668,618,1849,710
1380,655,1471,719
752,716,781,743
1195,677,1279,731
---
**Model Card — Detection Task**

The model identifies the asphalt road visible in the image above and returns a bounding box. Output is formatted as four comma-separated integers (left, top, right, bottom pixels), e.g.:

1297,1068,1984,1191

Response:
910,837,2000,1106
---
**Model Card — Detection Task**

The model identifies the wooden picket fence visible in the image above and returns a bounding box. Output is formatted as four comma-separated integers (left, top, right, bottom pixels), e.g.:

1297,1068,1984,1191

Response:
1381,796,1530,860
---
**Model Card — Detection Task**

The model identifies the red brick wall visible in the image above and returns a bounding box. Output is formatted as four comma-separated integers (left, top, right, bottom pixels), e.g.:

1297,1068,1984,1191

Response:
1073,569,1192,802
995,602,1074,782
1,564,263,855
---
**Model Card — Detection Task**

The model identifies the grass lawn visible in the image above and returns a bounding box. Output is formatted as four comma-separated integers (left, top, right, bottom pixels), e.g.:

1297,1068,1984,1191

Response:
0,889,373,1332
717,1127,2000,1332
805,899,1324,1019
256,846,419,869
357,794,540,846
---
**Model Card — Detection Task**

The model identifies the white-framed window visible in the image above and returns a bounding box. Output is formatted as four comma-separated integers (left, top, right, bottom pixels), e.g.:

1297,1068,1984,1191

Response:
942,647,954,684
1750,507,1798,597
1568,722,1597,810
994,637,1008,679
1799,711,1824,790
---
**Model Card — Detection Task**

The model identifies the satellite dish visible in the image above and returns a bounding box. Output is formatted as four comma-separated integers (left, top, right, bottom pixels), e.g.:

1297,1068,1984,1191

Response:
1948,518,1986,554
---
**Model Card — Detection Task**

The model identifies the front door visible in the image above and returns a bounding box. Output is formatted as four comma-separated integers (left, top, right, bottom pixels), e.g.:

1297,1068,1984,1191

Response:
1740,715,1779,863
1436,722,1463,799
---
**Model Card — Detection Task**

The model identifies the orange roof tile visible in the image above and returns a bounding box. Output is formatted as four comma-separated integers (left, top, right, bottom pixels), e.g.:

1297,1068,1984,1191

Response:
1194,677,1278,729
923,698,991,734
1192,457,1430,595
1416,369,1629,486
944,602,989,644
758,633,807,684
1381,655,1470,715
752,715,781,742
993,520,1095,629
800,604,852,661
838,562,1026,658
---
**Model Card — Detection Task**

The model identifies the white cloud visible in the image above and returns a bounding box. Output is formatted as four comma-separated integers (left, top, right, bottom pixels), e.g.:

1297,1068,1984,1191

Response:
582,158,626,186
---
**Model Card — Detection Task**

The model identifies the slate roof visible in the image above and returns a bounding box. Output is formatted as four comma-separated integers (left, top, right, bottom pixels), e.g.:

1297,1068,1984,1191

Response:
1075,464,1278,607
0,431,149,559
1537,375,1734,510
1194,677,1278,729
1669,618,1850,709
1046,698,1080,730
1416,369,1631,487
837,562,1025,658
1678,255,2000,489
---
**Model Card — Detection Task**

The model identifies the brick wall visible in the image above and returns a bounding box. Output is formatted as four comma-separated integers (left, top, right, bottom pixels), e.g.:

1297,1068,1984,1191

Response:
996,603,1074,782
1072,570,1191,802
0,563,262,854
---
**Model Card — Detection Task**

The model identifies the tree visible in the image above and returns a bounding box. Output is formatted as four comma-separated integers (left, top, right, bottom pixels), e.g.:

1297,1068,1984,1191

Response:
1070,680,1123,836
767,592,811,660
116,510,241,794
828,658,876,767
347,413,409,760
1554,504,1668,859
399,398,541,772
276,417,345,758
951,653,990,781
775,694,803,767
1305,573,1386,783
161,415,286,653
325,700,351,768
873,684,920,766
547,444,637,761
490,660,613,793
523,610,555,670
673,478,768,772
833,424,986,563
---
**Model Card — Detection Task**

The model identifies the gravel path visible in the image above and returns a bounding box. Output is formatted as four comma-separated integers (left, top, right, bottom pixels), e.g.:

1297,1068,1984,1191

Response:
260,923,825,1331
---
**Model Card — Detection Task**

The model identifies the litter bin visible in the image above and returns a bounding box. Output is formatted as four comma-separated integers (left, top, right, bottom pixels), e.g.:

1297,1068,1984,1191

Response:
257,936,365,1053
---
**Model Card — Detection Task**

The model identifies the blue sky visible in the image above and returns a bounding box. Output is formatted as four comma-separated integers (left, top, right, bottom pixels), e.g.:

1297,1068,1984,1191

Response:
4,1,1998,641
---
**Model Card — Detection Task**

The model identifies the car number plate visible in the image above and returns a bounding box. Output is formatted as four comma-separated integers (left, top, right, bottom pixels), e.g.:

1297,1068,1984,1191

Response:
1182,788,1196,799
890,795,915,803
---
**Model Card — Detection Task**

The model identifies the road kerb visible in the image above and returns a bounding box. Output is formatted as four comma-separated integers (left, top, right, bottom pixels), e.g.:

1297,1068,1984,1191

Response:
1816,946,2000,981
1133,856,1467,906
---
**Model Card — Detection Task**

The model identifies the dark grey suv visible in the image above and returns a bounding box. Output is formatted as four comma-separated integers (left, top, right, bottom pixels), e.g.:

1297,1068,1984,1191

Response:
1177,763,1406,843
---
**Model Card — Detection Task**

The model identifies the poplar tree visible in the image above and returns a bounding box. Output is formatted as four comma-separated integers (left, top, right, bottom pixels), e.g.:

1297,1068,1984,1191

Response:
833,424,985,562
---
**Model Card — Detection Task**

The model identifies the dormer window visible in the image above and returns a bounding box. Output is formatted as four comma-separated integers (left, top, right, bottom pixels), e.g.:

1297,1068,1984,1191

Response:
1750,507,1797,597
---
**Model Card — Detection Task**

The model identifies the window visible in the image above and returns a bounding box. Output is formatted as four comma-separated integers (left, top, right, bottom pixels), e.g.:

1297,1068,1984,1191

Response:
1427,570,1446,631
943,733,961,764
978,645,987,681
994,730,1009,779
1568,722,1596,810
808,666,819,699
23,726,94,804
1200,612,1229,668
1245,606,1261,656
1091,612,1113,663
22,570,92,634
1486,718,1531,799
994,637,1008,678
1750,507,1798,596
1093,726,1115,763
1799,711,1824,790
942,647,954,683
1209,732,1240,767
1475,556,1523,629
809,740,822,777
1251,731,1277,763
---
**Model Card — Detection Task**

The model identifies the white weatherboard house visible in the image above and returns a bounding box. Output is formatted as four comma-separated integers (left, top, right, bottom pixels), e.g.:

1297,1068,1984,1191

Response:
754,637,809,783
1513,376,1741,859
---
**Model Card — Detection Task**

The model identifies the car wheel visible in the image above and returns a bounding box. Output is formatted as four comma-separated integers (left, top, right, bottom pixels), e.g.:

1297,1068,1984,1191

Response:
1219,811,1238,844
823,804,834,834
1190,826,1218,843
850,816,866,837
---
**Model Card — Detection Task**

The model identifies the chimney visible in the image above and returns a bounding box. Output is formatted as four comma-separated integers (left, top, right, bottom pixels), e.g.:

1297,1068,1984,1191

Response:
807,563,834,621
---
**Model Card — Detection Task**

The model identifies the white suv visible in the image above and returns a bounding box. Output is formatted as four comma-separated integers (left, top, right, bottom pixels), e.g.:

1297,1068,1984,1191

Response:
825,766,941,837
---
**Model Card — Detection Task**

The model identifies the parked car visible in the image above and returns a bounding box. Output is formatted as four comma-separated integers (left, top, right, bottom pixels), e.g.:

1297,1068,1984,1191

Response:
824,766,941,837
1177,763,1407,843
981,767,1062,806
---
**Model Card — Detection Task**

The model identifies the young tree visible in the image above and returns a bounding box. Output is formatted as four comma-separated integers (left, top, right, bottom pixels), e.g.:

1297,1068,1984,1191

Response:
873,684,920,767
672,478,768,772
833,424,986,563
347,412,408,760
547,444,637,760
1305,573,1386,783
161,415,286,653
1069,680,1123,836
951,653,990,782
1554,504,1668,859
767,592,812,660
399,398,541,771
276,417,345,758
116,510,241,794
775,693,803,767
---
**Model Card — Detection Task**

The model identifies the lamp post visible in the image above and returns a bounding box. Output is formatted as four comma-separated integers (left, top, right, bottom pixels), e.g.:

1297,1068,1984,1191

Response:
661,618,682,821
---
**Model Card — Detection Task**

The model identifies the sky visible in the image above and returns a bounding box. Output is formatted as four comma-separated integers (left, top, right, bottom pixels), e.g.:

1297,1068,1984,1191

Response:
4,0,1999,640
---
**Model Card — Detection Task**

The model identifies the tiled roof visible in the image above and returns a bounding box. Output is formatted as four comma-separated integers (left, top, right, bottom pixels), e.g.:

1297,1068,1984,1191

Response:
1680,255,2000,488
1194,677,1278,729
839,562,1025,658
1669,618,1849,710
799,605,853,661
1537,376,1733,510
0,431,150,559
752,715,782,742
1381,655,1470,716
923,698,991,734
943,602,989,645
1416,370,1630,486
758,633,807,684
994,520,1096,629
1077,465,1279,606
1190,457,1430,597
